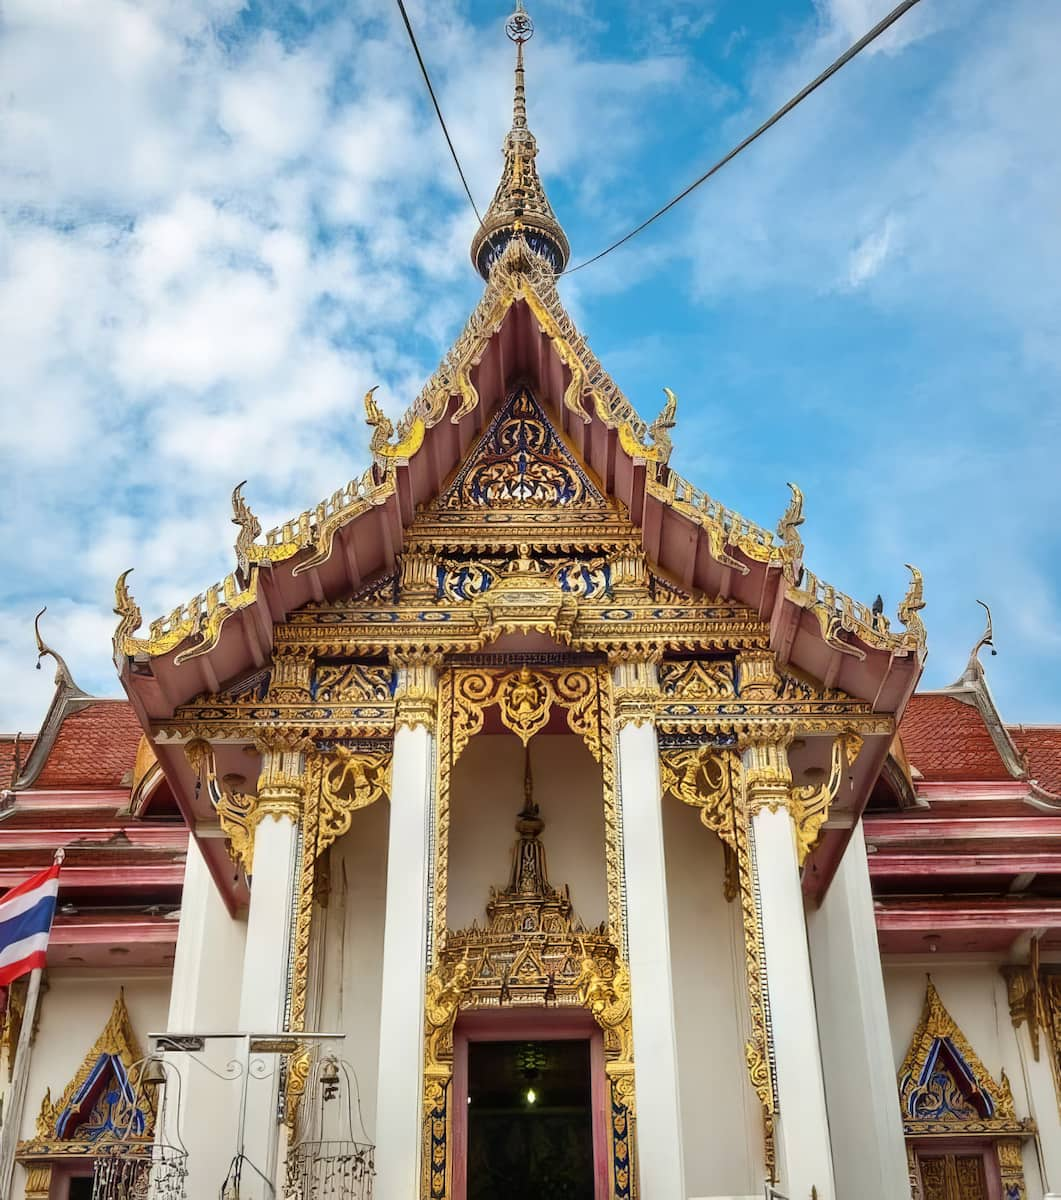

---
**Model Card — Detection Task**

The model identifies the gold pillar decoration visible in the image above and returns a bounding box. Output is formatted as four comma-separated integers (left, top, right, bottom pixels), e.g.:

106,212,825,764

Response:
740,733,793,816
23,1165,51,1199
735,649,781,701
611,652,660,728
267,648,313,703
735,730,791,1182
393,652,441,731
399,550,439,598
254,733,311,824
1002,943,1042,1062
996,1138,1027,1200
184,738,256,874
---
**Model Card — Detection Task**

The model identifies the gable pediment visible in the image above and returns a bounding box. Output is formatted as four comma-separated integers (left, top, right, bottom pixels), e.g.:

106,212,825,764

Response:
438,386,610,511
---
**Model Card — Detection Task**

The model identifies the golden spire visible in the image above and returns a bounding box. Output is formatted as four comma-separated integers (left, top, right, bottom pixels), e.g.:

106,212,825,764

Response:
470,2,570,279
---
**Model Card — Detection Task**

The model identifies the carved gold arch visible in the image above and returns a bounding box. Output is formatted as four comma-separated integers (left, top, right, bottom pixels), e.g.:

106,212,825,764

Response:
424,663,634,1200
899,979,1034,1200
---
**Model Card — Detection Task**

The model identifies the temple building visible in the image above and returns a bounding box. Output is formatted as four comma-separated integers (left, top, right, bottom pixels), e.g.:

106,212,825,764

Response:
3,7,1061,1200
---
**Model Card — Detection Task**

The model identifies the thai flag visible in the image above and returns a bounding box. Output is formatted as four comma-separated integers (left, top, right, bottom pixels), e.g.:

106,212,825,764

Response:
0,862,61,987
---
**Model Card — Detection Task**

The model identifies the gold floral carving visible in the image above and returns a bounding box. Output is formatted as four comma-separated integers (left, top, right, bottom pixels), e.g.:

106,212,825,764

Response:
658,657,737,700
316,748,391,856
740,736,793,815
659,747,740,853
791,731,864,865
897,979,1032,1137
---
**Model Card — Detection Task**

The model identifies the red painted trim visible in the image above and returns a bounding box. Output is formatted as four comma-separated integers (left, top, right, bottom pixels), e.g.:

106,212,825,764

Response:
11,791,134,808
50,919,177,945
875,901,1061,930
869,851,1061,875
914,781,1031,802
0,865,183,888
865,816,1061,841
0,828,187,849
451,1008,609,1200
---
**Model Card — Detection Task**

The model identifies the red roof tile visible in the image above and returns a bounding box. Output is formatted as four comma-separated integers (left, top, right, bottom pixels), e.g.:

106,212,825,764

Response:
1011,726,1061,797
0,735,34,789
898,693,1014,783
35,701,143,790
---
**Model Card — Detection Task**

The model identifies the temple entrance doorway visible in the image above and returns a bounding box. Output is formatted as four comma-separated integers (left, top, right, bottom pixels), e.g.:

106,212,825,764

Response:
452,1011,610,1200
466,1037,594,1200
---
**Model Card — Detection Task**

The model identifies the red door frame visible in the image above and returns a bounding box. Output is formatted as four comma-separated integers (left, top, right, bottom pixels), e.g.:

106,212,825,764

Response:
451,1007,610,1200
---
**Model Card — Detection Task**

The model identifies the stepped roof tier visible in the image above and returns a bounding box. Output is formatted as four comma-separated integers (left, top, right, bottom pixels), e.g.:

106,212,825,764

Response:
870,613,1061,955
0,616,184,972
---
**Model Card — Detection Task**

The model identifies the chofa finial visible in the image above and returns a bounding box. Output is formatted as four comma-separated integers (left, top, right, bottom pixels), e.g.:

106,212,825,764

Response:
897,564,927,647
33,607,82,693
777,482,805,558
954,599,996,686
113,569,143,657
231,481,262,581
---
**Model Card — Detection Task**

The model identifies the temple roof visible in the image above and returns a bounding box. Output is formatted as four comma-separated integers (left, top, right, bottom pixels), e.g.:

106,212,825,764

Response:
113,239,926,722
899,693,1015,784
1012,725,1061,796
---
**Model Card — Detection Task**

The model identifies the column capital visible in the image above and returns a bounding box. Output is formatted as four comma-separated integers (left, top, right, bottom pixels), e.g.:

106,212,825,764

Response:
391,652,441,732
611,653,660,729
740,733,793,816
735,649,781,700
254,735,312,823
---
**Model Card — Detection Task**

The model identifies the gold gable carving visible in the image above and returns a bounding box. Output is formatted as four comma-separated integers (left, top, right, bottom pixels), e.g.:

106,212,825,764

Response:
439,386,607,511
897,979,1032,1138
18,990,155,1164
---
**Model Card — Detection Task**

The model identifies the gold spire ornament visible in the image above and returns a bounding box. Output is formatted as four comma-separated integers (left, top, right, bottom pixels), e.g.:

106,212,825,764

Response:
470,2,570,279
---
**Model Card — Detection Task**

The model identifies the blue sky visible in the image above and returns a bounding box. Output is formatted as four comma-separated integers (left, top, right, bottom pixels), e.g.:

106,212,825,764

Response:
1,0,1058,733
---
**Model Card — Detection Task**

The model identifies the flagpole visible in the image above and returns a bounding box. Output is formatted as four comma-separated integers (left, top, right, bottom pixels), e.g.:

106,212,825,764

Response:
0,849,64,1199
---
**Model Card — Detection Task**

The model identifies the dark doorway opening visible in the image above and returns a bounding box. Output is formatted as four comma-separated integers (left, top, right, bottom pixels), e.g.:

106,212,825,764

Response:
68,1178,95,1200
467,1038,594,1200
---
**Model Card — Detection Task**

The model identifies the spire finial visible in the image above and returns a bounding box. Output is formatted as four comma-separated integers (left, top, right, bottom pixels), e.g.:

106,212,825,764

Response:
470,2,569,279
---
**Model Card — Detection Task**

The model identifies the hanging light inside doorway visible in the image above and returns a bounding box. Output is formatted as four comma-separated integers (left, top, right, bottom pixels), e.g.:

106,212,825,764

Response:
524,1088,537,1105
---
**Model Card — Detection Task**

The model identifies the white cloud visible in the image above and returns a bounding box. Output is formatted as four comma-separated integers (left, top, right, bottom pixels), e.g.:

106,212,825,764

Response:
844,215,898,288
0,0,687,730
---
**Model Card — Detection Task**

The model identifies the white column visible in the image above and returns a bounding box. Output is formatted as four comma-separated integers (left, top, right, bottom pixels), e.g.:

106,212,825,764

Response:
162,837,248,1196
613,660,686,1200
744,739,836,1200
807,820,908,1198
236,767,301,1197
374,662,436,1200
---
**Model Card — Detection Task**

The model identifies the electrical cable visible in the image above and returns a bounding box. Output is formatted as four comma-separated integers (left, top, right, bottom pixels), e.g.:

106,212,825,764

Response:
562,0,924,276
394,0,487,228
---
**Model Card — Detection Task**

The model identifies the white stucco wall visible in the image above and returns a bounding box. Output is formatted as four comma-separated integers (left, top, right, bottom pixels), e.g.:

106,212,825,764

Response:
7,970,171,1200
663,795,762,1197
884,959,1050,1200
314,796,389,1142
449,733,608,930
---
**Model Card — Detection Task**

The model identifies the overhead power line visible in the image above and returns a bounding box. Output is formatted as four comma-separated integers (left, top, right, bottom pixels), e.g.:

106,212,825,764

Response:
394,0,487,228
562,0,924,276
